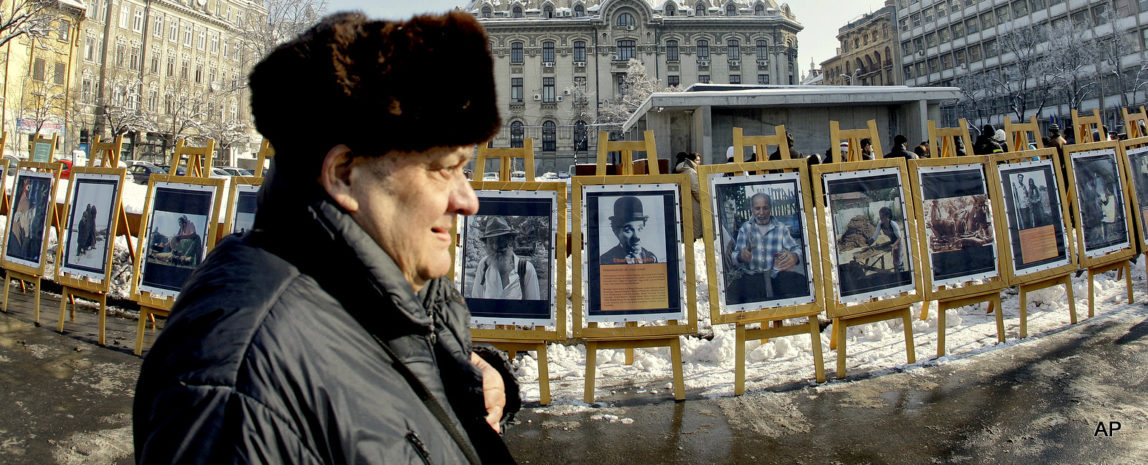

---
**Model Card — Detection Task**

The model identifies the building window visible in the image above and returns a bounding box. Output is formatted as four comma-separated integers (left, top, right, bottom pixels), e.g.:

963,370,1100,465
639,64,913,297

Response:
154,15,163,38
53,62,65,84
81,77,92,103
511,77,523,103
133,8,143,32
130,46,139,70
696,2,705,16
575,4,585,17
510,121,524,148
184,25,192,46
995,6,1009,24
543,41,555,63
84,37,95,61
119,4,129,28
167,56,175,76
481,6,492,18
1013,0,1028,17
726,3,736,16
699,74,709,83
730,74,740,84
756,39,768,57
574,41,586,62
151,54,159,73
544,5,554,18
616,73,625,94
755,4,764,15
697,39,709,59
728,39,739,59
668,75,680,87
198,29,206,50
543,77,555,102
211,33,219,54
511,42,523,63
115,44,125,66
574,121,588,151
666,39,679,61
170,19,178,41
195,63,203,83
617,40,635,61
758,74,769,84
513,6,523,18
181,59,189,79
616,12,636,27
542,121,556,151
148,88,158,112
666,2,677,16
58,20,70,41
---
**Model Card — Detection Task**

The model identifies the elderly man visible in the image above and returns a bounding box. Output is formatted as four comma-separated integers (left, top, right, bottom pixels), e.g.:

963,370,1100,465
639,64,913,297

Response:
728,192,804,303
133,12,518,464
600,196,659,265
470,216,541,299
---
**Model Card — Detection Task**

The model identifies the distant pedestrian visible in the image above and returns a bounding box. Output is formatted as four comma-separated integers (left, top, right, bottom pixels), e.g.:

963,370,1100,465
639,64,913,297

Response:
675,151,704,240
992,129,1009,153
860,138,875,160
770,132,803,160
973,124,996,155
884,135,916,159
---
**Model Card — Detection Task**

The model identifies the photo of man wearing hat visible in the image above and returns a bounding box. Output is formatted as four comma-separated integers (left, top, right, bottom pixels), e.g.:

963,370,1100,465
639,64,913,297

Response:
470,216,541,299
600,195,661,265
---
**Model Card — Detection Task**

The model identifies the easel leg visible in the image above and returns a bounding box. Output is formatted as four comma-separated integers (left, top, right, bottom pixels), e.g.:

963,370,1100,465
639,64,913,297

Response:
32,278,40,325
735,323,746,395
920,300,930,321
1088,268,1096,319
936,303,946,359
625,322,636,365
1019,286,1029,339
992,295,1005,343
57,289,69,333
135,308,148,356
829,317,840,350
671,337,685,401
1125,261,1133,304
1065,276,1078,324
98,296,107,346
902,308,916,364
583,341,597,404
69,295,76,320
835,319,847,379
808,316,826,383
1,272,9,313
537,344,550,406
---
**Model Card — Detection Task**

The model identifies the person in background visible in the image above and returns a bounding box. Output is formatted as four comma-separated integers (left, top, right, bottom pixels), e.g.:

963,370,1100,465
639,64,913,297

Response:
973,124,997,155
770,132,803,160
860,138,875,160
884,135,917,159
675,151,704,240
133,12,519,464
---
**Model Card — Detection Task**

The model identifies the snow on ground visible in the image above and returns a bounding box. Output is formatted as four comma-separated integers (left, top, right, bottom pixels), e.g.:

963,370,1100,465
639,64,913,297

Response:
509,240,1148,413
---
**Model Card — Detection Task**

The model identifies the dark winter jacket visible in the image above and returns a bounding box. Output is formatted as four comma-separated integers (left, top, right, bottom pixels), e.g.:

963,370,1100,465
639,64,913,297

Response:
133,173,517,464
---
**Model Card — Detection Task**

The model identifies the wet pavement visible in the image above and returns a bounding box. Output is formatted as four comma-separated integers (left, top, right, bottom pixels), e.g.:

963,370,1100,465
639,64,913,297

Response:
1,283,1146,464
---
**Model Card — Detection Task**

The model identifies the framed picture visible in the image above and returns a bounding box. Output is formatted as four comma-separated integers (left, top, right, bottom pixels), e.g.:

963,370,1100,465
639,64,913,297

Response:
460,190,557,327
1068,146,1132,260
1122,142,1148,247
58,169,124,286
997,158,1072,277
914,162,1000,288
822,167,916,303
3,169,57,271
223,179,261,236
134,179,222,298
708,171,816,312
0,158,10,213
581,183,686,323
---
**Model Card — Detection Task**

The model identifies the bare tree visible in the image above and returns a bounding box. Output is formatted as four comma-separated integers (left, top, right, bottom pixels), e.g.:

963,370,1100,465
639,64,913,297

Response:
954,71,997,128
599,58,680,129
0,0,55,49
20,78,65,136
158,86,209,158
1044,19,1097,115
235,0,327,66
993,24,1054,122
101,77,155,138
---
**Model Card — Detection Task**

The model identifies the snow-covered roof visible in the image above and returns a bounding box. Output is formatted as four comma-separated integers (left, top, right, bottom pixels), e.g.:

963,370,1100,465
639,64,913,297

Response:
59,0,86,11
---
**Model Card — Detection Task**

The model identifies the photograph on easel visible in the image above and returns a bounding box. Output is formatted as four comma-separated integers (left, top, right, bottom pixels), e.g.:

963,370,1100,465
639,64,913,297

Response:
230,184,259,236
60,174,120,280
1071,149,1129,257
139,184,216,295
1124,145,1148,237
4,171,54,268
710,172,815,311
583,184,684,322
824,168,915,301
460,190,556,326
998,160,1070,276
917,165,998,286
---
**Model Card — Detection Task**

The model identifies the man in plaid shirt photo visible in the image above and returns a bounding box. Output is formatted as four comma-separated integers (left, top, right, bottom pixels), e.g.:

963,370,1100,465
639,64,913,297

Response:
728,192,807,304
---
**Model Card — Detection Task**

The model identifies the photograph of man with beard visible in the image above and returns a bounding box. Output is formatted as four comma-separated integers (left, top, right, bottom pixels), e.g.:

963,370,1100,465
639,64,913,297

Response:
728,192,805,303
469,216,541,300
599,196,660,265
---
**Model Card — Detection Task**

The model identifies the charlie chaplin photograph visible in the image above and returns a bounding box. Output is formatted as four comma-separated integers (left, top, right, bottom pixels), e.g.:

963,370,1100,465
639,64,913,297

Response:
918,166,997,285
825,170,915,299
598,195,666,266
999,161,1069,273
1071,150,1128,254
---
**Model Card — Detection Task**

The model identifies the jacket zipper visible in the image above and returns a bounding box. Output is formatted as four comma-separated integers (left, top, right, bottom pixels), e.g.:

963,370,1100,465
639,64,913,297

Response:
406,431,434,465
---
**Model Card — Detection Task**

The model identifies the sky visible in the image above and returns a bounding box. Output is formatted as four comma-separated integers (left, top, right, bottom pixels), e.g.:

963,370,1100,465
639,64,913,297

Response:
324,1,886,76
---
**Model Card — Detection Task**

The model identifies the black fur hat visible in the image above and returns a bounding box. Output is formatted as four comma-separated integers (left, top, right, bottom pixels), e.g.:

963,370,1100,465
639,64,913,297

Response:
249,11,500,178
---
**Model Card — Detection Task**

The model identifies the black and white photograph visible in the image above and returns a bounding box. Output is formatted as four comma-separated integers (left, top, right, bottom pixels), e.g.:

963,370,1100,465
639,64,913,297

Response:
139,183,216,296
710,172,815,312
4,171,54,268
918,165,998,286
1071,149,1129,256
583,184,684,322
999,160,1070,276
60,173,120,281
461,190,556,326
824,168,915,301
1123,145,1148,241
230,185,259,236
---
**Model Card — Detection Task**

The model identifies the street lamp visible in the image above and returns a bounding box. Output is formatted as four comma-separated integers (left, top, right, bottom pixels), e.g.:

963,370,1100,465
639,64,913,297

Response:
839,68,861,85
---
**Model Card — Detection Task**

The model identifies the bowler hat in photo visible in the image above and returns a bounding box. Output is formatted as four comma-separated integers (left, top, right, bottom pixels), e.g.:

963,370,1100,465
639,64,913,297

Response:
480,217,516,238
611,196,648,223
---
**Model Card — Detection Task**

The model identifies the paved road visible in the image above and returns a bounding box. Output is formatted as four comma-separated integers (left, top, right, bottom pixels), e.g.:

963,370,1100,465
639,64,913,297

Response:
1,286,1146,464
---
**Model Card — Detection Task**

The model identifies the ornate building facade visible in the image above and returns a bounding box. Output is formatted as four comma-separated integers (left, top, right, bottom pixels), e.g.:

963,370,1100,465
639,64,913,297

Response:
469,0,802,173
819,1,902,86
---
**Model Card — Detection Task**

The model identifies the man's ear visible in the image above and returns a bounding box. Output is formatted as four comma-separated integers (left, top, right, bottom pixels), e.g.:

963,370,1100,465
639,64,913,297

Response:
319,144,359,212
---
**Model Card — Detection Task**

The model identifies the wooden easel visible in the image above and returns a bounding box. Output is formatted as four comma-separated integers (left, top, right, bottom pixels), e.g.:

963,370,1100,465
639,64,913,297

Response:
133,140,224,355
29,133,58,163
1003,116,1044,152
907,153,1007,357
812,158,922,378
574,130,695,402
1062,140,1136,318
829,120,883,162
988,149,1079,338
1071,109,1104,143
55,135,129,345
252,139,274,178
1122,106,1148,139
927,118,975,158
1,161,63,324
466,138,566,406
701,126,826,395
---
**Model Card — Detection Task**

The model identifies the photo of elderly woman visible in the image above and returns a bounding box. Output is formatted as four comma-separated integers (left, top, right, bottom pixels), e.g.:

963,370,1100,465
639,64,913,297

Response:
1071,149,1129,256
139,184,215,295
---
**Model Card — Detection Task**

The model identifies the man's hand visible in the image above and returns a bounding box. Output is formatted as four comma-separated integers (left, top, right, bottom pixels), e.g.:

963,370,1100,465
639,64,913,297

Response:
773,251,797,271
470,352,506,434
738,246,753,264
